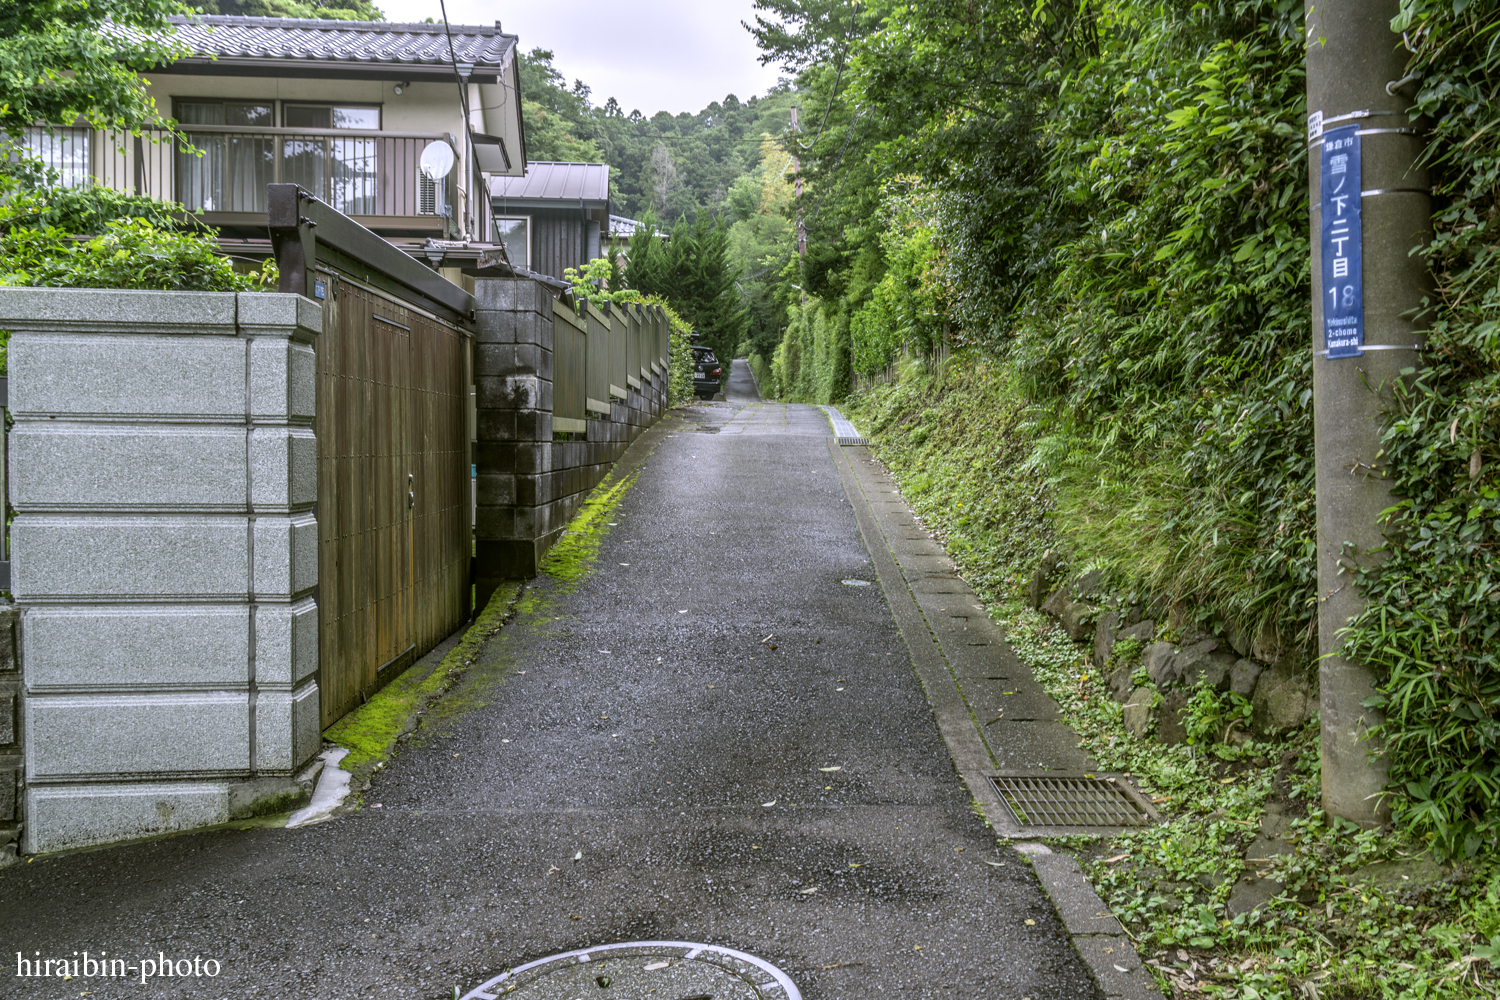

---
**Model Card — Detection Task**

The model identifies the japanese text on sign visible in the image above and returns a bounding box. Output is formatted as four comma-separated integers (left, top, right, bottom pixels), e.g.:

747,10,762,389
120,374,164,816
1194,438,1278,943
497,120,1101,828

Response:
1320,125,1363,359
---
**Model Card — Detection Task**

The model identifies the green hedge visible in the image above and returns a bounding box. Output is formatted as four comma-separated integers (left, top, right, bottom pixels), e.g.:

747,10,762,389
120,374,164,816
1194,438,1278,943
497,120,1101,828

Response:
788,0,1498,858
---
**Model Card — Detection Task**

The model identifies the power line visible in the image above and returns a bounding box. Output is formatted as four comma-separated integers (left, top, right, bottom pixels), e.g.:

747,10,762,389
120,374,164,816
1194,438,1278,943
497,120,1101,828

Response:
437,0,473,140
797,3,860,152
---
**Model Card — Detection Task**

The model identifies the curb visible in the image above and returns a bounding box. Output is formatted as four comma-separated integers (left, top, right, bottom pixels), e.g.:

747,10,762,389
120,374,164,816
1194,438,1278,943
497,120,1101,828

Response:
825,435,1164,1000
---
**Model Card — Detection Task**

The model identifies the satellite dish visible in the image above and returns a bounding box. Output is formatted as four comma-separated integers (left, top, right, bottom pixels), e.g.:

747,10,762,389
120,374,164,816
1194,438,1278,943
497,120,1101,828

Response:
419,141,455,181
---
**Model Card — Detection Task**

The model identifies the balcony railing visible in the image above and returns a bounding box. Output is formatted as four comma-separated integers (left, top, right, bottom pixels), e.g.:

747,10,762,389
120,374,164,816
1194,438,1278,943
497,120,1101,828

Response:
84,126,460,226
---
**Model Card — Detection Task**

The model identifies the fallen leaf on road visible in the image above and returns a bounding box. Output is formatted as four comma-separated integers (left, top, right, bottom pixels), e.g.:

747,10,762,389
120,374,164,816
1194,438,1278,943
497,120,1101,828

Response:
800,887,818,894
819,766,842,772
678,610,688,614
1025,919,1036,926
612,734,621,738
848,863,863,868
644,961,670,971
985,715,1004,726
568,914,581,920
761,634,775,643
762,800,777,807
984,860,1003,867
820,962,862,970
501,739,511,743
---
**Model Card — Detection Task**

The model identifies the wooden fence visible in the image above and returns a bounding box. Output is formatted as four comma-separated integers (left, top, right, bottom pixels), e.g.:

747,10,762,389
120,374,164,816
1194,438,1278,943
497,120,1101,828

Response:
313,273,471,728
573,300,668,407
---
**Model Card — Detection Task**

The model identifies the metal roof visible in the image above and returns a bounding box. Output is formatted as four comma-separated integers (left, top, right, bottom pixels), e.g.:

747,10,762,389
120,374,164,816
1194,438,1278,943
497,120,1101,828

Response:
163,15,516,75
490,162,610,207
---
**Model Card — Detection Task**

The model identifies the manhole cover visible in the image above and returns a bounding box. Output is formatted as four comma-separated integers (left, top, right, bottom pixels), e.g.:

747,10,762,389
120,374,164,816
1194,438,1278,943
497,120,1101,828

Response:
461,941,801,1000
990,773,1158,829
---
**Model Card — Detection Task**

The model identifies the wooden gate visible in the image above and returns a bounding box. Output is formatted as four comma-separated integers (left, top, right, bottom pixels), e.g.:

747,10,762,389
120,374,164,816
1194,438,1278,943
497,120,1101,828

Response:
315,271,471,728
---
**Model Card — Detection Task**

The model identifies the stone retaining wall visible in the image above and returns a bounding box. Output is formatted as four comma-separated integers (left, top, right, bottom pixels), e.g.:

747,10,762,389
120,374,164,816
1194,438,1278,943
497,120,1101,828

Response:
2,288,323,856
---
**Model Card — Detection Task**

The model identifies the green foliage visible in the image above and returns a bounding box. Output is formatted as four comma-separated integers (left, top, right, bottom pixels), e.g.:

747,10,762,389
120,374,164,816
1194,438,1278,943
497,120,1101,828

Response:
1183,681,1254,752
0,0,189,144
842,357,1055,598
849,183,945,375
0,217,274,292
771,297,853,404
771,0,1319,640
0,182,185,235
622,213,748,364
195,0,384,20
514,49,801,223
1004,602,1500,997
1336,0,1500,863
725,137,797,359
561,256,627,305
559,261,697,409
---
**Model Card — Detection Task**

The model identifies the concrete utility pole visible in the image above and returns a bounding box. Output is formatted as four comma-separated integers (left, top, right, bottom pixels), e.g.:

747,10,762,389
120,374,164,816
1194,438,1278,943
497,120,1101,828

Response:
1305,0,1431,826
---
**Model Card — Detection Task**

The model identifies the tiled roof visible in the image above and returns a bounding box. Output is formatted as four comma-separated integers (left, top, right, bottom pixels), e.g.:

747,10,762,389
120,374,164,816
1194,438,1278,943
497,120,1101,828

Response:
490,162,610,206
608,214,663,238
166,15,516,71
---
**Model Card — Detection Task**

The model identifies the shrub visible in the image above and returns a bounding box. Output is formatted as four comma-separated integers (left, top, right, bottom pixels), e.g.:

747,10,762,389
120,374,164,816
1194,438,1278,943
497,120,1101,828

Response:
1,218,274,292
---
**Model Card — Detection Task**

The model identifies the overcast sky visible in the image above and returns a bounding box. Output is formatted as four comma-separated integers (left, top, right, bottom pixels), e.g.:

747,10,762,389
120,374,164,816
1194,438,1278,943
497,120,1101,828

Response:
378,0,788,117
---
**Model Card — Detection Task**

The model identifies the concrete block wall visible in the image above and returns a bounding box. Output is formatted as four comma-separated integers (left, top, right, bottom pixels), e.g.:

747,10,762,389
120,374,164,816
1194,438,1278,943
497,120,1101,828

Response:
474,279,670,605
0,288,323,855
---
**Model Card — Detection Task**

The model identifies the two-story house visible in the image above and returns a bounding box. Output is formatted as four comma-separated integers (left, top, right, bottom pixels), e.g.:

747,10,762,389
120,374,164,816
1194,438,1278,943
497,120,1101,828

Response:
25,14,527,253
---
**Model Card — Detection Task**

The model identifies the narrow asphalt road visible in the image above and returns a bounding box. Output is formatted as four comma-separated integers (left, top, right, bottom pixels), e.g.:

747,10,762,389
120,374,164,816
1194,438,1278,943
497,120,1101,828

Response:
0,360,1100,999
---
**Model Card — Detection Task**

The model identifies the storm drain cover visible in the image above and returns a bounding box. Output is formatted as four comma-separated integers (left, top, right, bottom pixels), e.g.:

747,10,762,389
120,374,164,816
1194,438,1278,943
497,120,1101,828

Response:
460,941,801,1000
990,773,1157,829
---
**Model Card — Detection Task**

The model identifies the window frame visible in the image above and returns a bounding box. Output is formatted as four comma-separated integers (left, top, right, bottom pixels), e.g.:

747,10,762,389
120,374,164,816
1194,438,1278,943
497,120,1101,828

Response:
493,215,531,268
19,126,91,188
170,97,276,128
281,103,384,131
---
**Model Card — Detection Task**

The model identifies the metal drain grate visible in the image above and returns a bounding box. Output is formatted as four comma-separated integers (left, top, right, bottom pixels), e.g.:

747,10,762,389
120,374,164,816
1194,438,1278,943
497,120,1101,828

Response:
990,773,1157,829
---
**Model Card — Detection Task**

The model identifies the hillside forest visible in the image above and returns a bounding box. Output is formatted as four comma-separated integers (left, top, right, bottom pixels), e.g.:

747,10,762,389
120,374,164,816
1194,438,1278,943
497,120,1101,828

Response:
512,0,1497,873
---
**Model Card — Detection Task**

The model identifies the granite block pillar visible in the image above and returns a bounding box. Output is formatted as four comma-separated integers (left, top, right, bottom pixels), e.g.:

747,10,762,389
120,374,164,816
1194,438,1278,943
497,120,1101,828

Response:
0,287,322,855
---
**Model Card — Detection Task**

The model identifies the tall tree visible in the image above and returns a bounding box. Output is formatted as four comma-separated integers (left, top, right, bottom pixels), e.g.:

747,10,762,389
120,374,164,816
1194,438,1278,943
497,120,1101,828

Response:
645,143,683,216
195,0,384,18
0,0,190,147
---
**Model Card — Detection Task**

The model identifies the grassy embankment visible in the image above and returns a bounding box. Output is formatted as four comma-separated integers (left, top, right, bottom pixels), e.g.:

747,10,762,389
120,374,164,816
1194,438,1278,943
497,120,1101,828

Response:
843,367,1500,1000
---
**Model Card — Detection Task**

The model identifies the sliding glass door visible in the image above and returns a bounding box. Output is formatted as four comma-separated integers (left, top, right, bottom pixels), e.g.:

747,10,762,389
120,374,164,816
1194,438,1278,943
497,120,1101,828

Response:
283,105,379,215
175,102,274,212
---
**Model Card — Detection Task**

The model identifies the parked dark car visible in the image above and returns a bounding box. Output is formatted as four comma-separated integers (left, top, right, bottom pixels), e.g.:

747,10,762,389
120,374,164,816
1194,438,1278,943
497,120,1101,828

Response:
692,346,722,399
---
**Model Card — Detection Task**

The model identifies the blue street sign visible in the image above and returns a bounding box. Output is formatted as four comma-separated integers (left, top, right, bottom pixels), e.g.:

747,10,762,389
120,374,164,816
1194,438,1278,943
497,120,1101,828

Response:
1320,125,1363,359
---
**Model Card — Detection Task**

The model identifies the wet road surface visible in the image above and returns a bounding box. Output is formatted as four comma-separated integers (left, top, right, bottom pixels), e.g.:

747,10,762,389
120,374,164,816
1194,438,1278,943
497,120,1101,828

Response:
0,359,1101,999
